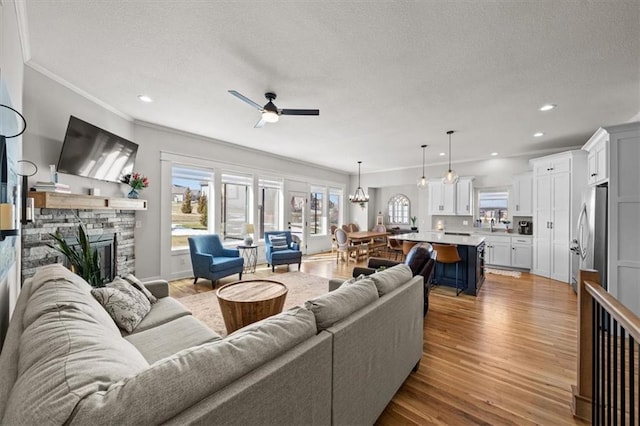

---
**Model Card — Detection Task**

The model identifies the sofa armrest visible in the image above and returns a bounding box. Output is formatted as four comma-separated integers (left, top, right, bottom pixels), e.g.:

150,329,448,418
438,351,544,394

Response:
367,258,401,269
193,253,214,270
143,280,170,299
352,267,376,278
328,279,344,292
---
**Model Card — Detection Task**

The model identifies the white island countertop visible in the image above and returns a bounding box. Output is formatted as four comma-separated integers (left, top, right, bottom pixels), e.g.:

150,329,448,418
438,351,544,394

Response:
389,232,486,247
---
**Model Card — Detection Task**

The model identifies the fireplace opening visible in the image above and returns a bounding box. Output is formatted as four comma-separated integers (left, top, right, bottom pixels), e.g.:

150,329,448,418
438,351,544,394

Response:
64,232,117,282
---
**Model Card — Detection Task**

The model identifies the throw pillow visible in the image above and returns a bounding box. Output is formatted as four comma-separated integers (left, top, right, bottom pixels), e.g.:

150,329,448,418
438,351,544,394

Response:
369,264,413,296
122,273,158,304
91,278,152,333
304,278,378,331
269,234,289,251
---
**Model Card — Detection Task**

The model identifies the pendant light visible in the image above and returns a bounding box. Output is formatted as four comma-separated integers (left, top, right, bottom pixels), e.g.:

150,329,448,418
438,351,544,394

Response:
417,144,428,188
442,130,458,185
349,161,369,209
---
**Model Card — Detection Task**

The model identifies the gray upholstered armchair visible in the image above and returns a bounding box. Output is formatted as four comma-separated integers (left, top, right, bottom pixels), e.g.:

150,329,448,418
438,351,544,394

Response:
188,234,244,287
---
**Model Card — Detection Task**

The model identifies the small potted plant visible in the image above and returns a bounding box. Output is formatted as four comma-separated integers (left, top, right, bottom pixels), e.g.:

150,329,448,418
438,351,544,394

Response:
410,216,418,231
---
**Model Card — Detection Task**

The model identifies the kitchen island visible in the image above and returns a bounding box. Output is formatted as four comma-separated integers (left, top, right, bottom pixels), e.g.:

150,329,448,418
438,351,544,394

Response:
389,232,486,296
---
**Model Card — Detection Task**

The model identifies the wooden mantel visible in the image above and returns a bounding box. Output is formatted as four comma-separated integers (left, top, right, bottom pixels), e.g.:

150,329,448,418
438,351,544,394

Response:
29,191,147,211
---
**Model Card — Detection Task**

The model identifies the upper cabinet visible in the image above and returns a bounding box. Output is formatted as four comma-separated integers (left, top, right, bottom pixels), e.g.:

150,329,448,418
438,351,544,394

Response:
512,172,533,216
456,177,474,215
532,155,571,176
428,177,474,216
428,180,456,215
583,128,609,186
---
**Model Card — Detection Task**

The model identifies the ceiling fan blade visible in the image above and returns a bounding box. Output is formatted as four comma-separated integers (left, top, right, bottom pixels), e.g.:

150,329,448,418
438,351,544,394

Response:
228,90,263,110
254,117,266,128
280,109,320,116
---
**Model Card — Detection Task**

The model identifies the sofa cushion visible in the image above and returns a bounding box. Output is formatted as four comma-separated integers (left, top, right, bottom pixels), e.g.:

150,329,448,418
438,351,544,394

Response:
269,234,288,251
123,273,158,304
2,280,149,425
131,297,192,334
68,307,317,425
21,264,120,336
369,264,413,296
210,256,244,272
125,315,222,364
341,273,367,287
305,278,378,331
92,278,152,333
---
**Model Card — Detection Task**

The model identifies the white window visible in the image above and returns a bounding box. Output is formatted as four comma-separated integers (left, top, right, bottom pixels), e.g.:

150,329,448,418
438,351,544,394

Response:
310,186,326,235
221,173,252,241
329,188,342,229
171,165,214,250
258,178,283,239
478,191,509,223
388,194,410,224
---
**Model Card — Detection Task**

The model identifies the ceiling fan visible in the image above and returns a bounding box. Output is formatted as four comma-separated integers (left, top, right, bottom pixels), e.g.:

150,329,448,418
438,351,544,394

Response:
228,90,319,128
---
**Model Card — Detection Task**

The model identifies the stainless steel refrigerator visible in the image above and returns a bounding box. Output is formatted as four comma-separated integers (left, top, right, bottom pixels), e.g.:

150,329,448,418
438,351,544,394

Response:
570,184,608,292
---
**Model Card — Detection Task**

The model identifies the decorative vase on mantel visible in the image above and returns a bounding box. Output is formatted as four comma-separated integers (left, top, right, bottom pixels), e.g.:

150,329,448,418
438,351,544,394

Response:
127,188,140,199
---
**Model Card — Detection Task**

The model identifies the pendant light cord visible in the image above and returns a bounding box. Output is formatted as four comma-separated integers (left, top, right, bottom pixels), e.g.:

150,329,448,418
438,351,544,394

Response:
447,130,454,172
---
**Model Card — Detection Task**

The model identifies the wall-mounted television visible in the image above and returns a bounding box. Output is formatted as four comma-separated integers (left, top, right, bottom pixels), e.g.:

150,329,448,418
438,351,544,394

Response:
57,116,138,183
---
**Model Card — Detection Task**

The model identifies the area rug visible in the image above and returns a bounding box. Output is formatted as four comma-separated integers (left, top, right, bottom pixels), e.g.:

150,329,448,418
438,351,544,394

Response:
485,268,522,278
178,271,331,336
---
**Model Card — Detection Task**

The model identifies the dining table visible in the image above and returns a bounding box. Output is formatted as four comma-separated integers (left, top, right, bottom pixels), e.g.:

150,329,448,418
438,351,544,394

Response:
347,230,390,259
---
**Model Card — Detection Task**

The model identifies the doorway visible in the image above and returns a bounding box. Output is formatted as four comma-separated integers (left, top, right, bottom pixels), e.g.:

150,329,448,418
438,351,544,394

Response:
287,191,307,254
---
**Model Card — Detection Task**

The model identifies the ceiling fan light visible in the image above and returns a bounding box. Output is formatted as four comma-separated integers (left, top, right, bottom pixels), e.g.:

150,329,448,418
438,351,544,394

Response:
262,110,279,123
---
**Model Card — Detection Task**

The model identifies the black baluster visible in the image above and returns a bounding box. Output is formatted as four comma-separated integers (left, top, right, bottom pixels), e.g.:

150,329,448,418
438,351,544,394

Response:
630,335,635,426
594,300,599,424
608,313,612,426
601,305,606,425
622,326,626,426
614,319,618,425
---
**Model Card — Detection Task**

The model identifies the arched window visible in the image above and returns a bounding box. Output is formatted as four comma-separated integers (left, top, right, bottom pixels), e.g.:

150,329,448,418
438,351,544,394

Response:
388,194,410,224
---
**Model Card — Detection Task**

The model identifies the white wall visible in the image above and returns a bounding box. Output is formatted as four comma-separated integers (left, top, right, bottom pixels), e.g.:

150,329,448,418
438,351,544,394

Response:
0,0,25,345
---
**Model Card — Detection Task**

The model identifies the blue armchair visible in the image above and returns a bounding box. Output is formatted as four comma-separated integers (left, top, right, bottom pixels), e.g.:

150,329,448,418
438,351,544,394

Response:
188,234,244,287
264,231,302,272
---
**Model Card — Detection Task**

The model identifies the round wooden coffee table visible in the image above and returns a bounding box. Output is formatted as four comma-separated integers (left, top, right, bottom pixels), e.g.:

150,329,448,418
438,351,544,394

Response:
216,279,288,333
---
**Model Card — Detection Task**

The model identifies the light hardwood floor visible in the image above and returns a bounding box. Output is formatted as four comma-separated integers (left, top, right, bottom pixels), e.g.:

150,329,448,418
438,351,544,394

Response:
170,253,588,425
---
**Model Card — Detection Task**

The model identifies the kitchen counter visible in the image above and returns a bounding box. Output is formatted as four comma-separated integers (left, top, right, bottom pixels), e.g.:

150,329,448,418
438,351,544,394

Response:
389,232,485,246
390,232,485,296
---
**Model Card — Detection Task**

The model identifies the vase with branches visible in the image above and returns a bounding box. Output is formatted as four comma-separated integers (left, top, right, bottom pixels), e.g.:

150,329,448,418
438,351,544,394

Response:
47,221,106,287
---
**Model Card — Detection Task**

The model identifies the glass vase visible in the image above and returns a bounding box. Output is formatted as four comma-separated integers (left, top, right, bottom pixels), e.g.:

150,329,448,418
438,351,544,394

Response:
127,188,139,199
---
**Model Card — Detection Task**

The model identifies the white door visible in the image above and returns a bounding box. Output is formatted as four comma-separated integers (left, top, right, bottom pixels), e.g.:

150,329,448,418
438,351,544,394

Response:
287,191,307,254
550,173,571,282
533,175,552,276
516,174,533,216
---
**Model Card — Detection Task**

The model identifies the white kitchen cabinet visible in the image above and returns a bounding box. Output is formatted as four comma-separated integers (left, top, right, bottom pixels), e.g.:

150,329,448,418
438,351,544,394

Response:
530,150,587,283
485,235,512,267
512,172,533,216
600,122,640,316
456,177,474,215
584,129,609,185
428,179,456,215
511,237,532,269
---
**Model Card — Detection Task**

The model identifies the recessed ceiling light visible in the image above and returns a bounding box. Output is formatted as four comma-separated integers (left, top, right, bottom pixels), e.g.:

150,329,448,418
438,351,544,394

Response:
439,152,446,156
533,132,545,137
539,104,556,111
490,152,499,156
137,95,153,103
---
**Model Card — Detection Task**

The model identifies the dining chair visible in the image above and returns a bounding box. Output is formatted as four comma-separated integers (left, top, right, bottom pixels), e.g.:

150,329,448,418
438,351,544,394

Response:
334,228,358,263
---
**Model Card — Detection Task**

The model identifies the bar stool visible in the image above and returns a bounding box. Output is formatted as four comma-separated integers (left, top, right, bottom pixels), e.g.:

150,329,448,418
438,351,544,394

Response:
402,241,418,262
432,243,464,296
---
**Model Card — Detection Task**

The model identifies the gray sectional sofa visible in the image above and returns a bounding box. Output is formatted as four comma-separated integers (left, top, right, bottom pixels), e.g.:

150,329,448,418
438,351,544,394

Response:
0,263,423,425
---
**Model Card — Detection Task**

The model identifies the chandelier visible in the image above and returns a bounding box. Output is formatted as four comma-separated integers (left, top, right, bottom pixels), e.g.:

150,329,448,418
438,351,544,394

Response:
442,130,459,185
349,161,369,208
417,144,428,188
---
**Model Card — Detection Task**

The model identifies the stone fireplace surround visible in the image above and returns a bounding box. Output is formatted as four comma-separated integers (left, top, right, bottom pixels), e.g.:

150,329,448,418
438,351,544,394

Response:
21,209,136,282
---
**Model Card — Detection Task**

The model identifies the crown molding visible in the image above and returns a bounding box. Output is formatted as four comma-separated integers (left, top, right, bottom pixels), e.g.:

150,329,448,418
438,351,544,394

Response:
13,0,31,62
25,62,133,121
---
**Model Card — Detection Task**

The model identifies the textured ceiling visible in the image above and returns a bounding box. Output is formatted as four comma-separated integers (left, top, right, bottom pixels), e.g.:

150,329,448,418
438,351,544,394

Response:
23,1,640,173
